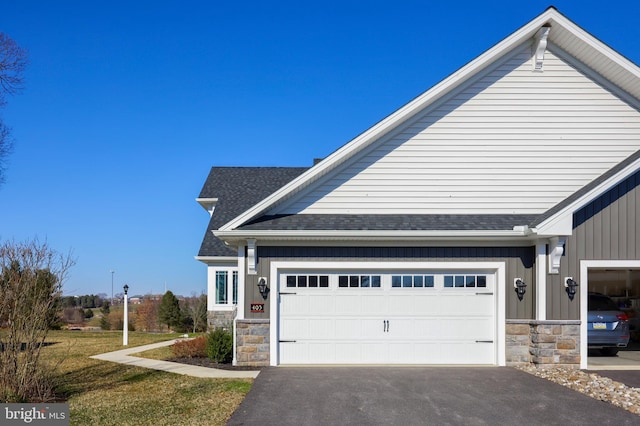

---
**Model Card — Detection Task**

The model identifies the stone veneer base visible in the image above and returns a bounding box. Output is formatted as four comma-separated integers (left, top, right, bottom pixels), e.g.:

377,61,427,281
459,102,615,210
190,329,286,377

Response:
235,319,270,367
506,319,581,368
207,309,235,330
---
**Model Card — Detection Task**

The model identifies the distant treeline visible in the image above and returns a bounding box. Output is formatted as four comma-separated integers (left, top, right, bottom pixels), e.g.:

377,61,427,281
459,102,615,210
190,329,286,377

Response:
60,294,105,309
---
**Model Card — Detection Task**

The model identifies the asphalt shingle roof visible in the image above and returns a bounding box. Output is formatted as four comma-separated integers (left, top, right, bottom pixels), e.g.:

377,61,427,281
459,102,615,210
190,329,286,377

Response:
238,214,539,231
197,167,308,256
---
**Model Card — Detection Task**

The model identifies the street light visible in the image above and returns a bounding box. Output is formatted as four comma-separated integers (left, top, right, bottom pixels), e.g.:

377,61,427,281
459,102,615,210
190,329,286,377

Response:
123,284,129,346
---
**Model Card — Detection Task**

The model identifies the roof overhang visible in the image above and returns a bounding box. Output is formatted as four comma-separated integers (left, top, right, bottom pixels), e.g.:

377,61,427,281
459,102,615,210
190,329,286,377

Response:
214,228,538,247
194,255,237,266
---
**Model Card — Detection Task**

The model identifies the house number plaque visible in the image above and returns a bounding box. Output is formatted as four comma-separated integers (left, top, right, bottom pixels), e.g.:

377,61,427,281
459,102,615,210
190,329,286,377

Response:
251,303,265,313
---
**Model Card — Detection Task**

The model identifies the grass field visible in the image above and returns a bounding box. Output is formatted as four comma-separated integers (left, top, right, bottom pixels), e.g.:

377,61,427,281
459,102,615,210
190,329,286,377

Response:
41,330,252,426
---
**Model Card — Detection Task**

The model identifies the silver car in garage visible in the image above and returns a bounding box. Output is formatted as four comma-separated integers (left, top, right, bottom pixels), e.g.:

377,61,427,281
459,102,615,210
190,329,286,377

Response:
588,293,630,356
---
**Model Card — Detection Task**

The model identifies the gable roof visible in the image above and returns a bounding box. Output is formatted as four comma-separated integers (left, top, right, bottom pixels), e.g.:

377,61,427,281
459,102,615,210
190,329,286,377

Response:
196,167,307,257
218,7,640,236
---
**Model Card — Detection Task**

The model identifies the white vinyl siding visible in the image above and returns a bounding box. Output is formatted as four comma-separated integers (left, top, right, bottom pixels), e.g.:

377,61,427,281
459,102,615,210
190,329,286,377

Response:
272,43,640,215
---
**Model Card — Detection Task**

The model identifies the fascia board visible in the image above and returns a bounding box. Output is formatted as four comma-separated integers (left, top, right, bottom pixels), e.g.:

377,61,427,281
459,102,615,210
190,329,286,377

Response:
536,156,640,236
214,229,534,243
218,10,559,232
548,11,640,83
194,255,237,265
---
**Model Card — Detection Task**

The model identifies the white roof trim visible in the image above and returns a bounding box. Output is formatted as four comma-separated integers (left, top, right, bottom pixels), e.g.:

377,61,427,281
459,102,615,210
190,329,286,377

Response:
219,8,640,232
194,255,237,265
214,229,534,243
535,155,640,236
196,198,218,217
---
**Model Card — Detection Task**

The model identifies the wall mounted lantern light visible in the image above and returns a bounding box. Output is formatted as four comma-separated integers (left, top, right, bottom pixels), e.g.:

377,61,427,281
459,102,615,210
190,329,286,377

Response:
564,277,578,301
257,277,269,300
514,278,527,301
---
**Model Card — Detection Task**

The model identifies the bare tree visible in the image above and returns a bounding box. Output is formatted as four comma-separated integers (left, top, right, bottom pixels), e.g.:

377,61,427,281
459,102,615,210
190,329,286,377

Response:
62,307,85,324
185,293,208,333
0,32,27,186
136,296,161,332
0,239,74,402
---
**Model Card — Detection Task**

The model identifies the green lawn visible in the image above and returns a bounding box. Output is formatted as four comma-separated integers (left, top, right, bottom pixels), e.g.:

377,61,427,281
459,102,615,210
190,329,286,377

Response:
41,330,252,426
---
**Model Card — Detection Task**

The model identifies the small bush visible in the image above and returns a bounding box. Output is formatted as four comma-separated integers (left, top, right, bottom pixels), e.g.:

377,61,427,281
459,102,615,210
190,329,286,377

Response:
206,328,233,363
172,336,207,358
99,316,110,330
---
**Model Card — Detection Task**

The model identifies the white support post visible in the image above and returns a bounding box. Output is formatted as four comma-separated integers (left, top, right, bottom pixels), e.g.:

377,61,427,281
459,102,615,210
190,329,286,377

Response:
536,242,547,320
237,245,246,320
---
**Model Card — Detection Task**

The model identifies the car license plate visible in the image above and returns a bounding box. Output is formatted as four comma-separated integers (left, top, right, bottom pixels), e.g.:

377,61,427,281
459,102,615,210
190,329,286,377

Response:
593,322,607,330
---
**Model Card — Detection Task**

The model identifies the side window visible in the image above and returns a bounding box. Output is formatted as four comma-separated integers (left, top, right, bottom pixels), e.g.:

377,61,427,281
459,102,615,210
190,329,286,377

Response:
232,271,238,304
214,269,239,305
216,271,228,304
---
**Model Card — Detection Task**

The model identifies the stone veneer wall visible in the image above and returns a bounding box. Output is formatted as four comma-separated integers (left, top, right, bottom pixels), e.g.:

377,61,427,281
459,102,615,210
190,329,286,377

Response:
207,309,235,330
506,320,581,368
235,319,270,367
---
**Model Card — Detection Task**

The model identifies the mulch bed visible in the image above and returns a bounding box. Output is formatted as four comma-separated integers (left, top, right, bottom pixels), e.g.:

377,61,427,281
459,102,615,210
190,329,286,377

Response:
168,357,261,371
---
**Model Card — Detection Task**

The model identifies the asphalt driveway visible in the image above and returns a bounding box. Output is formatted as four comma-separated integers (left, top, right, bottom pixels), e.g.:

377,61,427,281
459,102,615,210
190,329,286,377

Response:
227,367,639,426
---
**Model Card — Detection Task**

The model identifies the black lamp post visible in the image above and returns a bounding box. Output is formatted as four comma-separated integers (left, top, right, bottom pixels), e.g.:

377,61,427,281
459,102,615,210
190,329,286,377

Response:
123,284,129,345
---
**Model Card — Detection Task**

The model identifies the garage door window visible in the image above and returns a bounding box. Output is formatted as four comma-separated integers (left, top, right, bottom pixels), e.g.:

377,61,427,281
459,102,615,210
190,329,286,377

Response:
444,274,486,288
391,275,435,288
286,275,329,288
338,275,381,288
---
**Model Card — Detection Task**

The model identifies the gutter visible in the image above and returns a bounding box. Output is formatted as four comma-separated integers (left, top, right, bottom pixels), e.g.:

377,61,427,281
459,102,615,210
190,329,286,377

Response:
214,227,536,245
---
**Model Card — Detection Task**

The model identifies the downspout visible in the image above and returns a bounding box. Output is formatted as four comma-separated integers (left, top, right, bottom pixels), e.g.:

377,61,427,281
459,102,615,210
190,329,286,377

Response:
232,316,237,366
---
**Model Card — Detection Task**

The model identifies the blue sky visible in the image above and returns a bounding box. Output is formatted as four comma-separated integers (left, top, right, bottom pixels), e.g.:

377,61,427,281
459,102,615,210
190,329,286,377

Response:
0,1,638,297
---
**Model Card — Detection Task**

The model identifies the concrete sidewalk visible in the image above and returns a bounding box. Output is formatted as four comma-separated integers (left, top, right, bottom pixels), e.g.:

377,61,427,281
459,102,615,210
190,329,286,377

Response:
90,339,259,379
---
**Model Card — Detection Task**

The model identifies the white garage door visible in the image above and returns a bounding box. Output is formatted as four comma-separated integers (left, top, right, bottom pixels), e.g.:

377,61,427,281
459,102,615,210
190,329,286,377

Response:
278,271,495,365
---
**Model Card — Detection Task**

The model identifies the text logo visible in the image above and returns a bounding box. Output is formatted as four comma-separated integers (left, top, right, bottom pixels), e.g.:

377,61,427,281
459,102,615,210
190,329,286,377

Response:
2,404,69,425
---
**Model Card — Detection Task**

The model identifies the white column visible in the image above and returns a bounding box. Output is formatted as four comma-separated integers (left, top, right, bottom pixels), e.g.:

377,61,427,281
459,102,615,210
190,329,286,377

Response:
237,245,246,320
536,242,547,320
